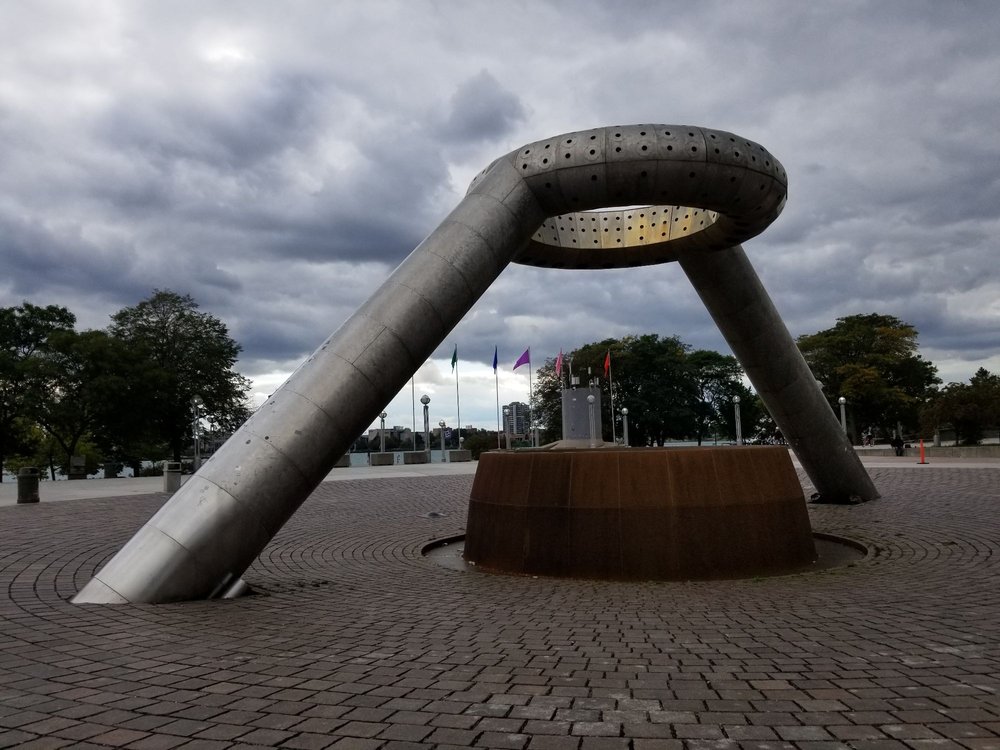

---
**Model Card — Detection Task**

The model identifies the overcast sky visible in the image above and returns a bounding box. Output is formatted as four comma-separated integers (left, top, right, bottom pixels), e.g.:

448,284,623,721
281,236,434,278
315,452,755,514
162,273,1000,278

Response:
2,1,998,432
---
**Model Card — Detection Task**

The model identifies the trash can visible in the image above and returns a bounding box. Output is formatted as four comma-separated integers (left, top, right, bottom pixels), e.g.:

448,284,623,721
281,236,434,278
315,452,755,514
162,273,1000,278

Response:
163,461,182,493
17,467,40,504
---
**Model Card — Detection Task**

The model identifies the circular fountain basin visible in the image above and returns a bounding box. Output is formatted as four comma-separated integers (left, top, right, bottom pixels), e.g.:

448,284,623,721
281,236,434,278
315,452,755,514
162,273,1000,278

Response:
464,446,817,580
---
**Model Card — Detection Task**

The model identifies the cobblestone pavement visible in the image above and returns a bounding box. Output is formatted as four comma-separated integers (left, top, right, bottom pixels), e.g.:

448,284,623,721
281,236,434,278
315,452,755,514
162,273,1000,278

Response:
1,466,998,750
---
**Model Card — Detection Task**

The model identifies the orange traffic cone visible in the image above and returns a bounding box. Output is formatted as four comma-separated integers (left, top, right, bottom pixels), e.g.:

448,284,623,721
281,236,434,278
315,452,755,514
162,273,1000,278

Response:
918,439,928,465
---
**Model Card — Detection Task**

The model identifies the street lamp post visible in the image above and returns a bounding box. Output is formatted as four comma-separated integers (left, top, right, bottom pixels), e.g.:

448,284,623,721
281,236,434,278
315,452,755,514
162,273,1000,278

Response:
420,395,430,460
733,395,742,445
191,395,204,471
379,412,387,453
438,420,447,461
838,396,847,436
587,394,597,449
621,407,629,447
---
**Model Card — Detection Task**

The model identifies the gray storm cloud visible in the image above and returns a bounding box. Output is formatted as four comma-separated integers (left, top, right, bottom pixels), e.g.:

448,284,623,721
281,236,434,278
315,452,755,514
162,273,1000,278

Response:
1,0,998,419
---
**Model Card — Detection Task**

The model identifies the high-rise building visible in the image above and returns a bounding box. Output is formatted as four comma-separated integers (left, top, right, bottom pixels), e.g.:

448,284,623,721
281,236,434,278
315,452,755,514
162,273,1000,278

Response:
503,401,530,436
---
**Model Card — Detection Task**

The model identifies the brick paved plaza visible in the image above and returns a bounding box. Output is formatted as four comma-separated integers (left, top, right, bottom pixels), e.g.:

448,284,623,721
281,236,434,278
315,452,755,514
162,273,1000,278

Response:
1,463,998,749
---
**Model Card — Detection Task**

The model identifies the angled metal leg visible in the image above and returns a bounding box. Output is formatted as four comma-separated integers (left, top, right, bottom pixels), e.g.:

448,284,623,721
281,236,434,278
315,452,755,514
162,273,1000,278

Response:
679,245,878,503
73,158,545,603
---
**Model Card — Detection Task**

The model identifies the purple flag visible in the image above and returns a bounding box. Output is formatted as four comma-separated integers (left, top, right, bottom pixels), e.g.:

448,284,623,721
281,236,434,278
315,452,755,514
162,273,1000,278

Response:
513,348,530,370
492,346,498,373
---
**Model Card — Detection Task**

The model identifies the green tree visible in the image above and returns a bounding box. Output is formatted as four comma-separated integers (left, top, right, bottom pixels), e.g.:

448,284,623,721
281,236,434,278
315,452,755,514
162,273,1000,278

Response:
615,334,697,445
797,313,939,441
2,421,46,477
462,431,500,459
109,290,252,461
0,303,76,480
921,368,1000,445
533,334,756,446
21,329,139,475
687,349,759,445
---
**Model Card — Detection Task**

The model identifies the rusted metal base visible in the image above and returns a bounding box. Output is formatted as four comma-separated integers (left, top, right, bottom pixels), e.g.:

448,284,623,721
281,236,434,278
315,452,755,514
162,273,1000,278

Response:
464,447,816,580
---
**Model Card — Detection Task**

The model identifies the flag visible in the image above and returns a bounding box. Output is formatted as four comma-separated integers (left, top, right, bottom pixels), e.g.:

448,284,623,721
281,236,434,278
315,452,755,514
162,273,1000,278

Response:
451,345,458,372
604,350,611,379
492,346,498,373
513,348,530,370
555,349,563,378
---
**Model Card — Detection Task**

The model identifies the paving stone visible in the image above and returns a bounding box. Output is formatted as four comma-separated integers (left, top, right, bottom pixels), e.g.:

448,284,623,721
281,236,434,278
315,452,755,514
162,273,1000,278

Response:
476,717,527,733
1,469,999,750
376,722,435,741
0,730,40,746
724,725,779,741
571,722,621,737
123,734,190,749
231,726,296,744
428,726,481,744
477,731,530,748
331,720,389,738
632,741,683,750
578,739,630,750
326,739,383,750
279,732,339,749
527,737,580,750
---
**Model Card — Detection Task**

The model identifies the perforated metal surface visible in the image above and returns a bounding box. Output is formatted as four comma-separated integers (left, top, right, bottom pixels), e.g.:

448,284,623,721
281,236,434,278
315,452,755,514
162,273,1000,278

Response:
467,124,787,269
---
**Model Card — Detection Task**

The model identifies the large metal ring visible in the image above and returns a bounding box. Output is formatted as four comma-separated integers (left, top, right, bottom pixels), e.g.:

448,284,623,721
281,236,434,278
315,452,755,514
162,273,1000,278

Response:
471,124,787,269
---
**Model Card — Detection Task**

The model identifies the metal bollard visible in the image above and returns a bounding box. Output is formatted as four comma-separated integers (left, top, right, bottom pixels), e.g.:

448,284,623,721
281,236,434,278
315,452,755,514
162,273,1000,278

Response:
17,467,40,504
163,461,182,493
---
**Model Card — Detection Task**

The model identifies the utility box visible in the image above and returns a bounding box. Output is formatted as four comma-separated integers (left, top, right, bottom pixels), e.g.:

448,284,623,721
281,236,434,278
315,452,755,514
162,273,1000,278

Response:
68,455,87,480
17,467,40,504
561,386,603,441
163,461,182,493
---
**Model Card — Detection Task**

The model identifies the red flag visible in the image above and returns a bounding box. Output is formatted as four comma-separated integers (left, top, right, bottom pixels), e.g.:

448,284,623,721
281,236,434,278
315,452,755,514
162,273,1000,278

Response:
603,350,611,379
555,349,563,379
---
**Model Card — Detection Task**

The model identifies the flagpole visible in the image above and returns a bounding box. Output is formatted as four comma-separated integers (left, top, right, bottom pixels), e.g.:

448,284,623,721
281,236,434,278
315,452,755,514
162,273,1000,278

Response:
454,345,461,451
608,353,617,445
512,347,532,446
494,347,501,450
528,350,535,447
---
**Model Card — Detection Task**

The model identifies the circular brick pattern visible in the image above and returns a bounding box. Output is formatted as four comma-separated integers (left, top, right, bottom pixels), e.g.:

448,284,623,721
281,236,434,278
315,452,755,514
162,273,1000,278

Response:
1,467,999,749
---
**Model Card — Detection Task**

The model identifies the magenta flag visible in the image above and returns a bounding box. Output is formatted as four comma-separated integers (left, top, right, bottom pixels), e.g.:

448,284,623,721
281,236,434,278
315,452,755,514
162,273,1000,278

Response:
555,349,563,378
513,348,530,370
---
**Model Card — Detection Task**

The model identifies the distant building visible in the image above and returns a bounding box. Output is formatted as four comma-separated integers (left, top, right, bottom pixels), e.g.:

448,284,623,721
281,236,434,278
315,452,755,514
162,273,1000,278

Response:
503,402,530,436
366,425,413,446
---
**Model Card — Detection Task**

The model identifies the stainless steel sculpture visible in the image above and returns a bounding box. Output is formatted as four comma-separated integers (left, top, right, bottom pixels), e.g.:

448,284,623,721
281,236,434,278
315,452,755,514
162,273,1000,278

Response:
74,124,878,604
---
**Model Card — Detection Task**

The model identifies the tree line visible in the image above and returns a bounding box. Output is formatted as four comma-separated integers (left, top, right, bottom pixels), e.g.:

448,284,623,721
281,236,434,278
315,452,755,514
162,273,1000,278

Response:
1,291,251,480
533,334,767,446
4,299,996,481
532,314,998,447
798,313,998,445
